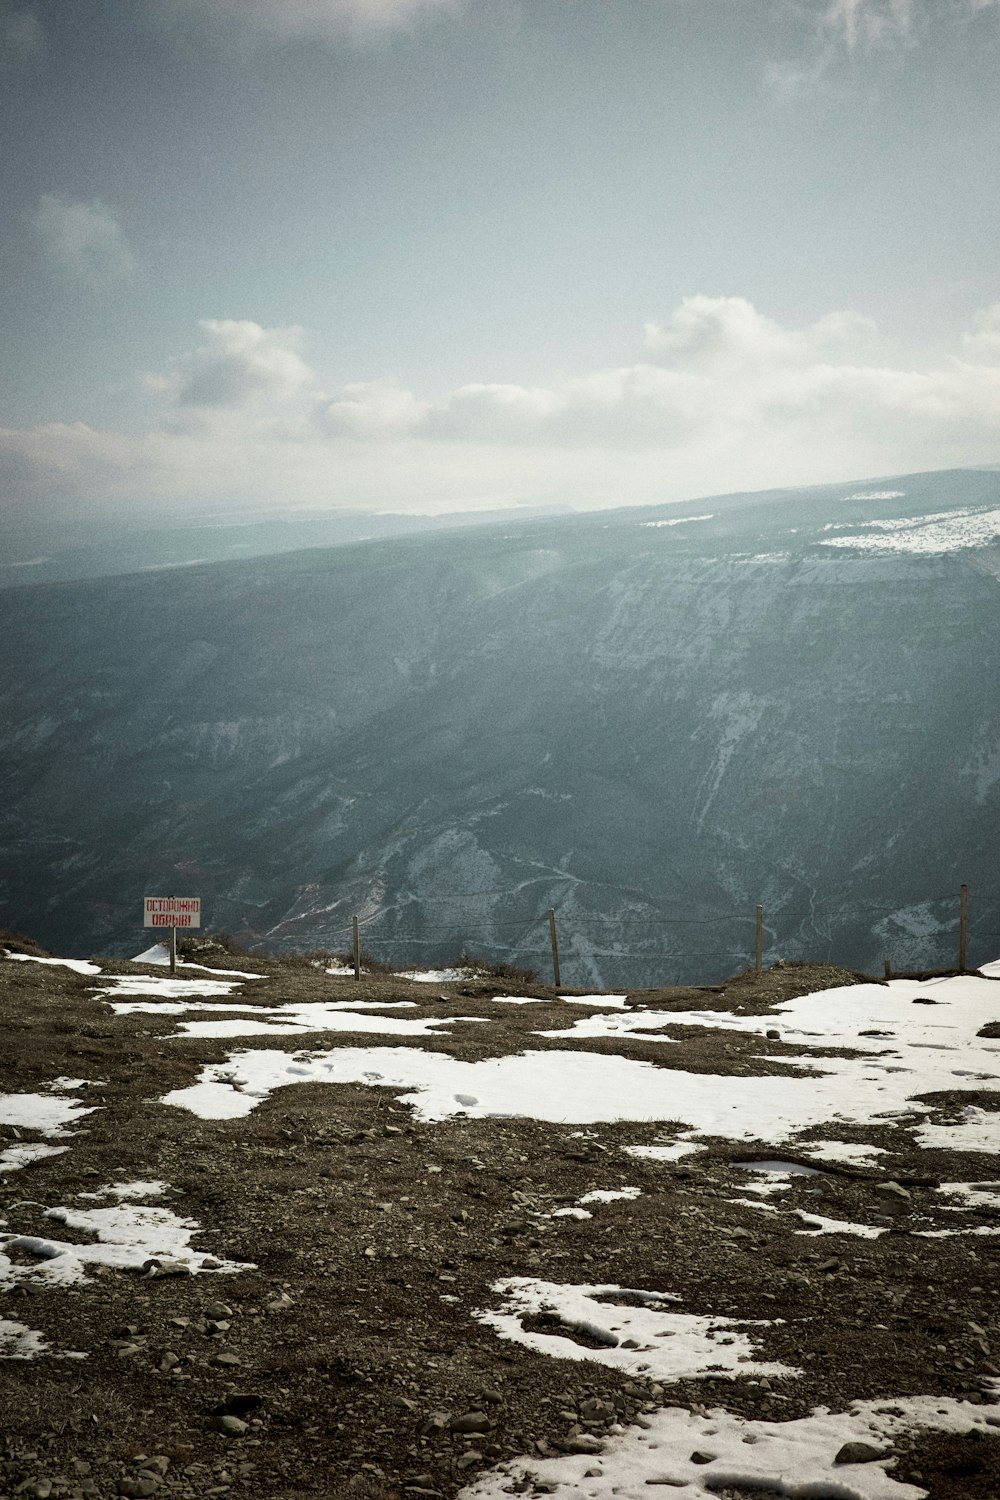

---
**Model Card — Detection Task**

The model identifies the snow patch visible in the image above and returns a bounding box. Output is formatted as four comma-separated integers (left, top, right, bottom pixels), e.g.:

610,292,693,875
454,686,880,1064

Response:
4,952,101,975
0,1143,69,1174
476,1278,797,1382
0,1091,97,1137
539,1011,681,1042
0,1317,52,1360
0,1184,252,1288
460,1393,1000,1500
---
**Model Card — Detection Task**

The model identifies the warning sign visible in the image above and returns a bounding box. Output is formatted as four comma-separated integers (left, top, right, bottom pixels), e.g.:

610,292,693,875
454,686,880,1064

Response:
143,896,201,929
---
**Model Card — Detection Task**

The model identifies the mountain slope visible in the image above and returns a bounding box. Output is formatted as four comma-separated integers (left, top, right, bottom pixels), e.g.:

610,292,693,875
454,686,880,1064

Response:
2,467,1000,983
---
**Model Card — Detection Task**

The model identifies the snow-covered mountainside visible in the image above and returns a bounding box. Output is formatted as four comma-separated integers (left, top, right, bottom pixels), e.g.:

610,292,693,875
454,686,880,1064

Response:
4,947,1000,1497
2,467,999,982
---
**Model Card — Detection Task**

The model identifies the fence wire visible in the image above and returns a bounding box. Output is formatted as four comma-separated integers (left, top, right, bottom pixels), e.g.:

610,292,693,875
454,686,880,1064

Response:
296,885,999,985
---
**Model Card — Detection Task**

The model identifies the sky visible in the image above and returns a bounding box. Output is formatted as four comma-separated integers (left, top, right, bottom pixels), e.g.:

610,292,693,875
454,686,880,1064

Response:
1,0,999,530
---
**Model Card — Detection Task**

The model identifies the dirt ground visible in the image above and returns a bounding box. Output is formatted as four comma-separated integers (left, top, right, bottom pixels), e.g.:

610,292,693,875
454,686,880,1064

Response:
2,945,1000,1500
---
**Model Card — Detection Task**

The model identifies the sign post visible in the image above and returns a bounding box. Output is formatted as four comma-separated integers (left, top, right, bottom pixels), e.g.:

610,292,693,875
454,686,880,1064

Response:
144,896,201,977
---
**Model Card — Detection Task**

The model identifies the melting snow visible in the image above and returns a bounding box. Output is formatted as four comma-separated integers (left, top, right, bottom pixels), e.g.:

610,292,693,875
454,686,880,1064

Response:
130,944,264,977
460,1394,1000,1500
97,975,241,1000
798,1139,888,1166
937,1180,1000,1211
0,1182,251,1288
561,994,629,1008
578,1187,641,1204
539,1011,680,1042
108,995,479,1040
915,1104,1000,1152
0,1143,69,1174
159,965,1000,1147
641,514,714,528
0,1091,97,1137
0,1317,53,1359
821,504,1000,555
623,1141,704,1162
3,952,101,975
396,968,466,982
476,1279,796,1382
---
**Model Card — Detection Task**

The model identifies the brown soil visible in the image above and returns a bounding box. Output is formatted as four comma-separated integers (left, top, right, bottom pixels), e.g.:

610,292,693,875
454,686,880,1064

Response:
1,951,998,1500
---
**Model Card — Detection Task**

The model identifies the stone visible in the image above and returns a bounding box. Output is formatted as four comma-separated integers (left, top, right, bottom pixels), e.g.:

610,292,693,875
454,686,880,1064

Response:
143,1258,191,1278
119,1481,159,1498
203,1302,233,1320
214,1416,248,1437
557,1435,603,1455
450,1412,490,1434
214,1352,241,1367
876,1182,911,1202
265,1292,293,1311
689,1451,716,1465
137,1458,170,1477
834,1442,888,1465
579,1398,615,1420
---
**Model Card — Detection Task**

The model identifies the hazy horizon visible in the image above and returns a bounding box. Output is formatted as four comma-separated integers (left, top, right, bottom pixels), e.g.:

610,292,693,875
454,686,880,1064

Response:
2,0,1000,532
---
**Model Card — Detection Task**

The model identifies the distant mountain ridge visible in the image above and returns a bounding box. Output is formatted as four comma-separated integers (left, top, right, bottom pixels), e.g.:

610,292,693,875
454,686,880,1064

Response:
2,466,999,985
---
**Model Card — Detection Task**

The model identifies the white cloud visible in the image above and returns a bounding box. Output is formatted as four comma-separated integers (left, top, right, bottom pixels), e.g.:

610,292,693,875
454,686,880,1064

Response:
763,0,999,99
962,303,1000,362
28,194,135,286
162,0,461,42
821,0,918,49
318,380,430,436
157,319,314,411
644,295,876,372
2,299,1000,525
0,2,42,69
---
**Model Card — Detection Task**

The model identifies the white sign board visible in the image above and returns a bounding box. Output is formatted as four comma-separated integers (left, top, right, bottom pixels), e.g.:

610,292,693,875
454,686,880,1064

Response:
144,896,201,929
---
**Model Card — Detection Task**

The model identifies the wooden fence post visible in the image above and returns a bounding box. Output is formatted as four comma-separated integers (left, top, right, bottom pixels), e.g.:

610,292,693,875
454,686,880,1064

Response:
169,923,177,977
959,883,968,972
548,908,561,989
884,958,892,980
352,914,361,982
754,905,763,977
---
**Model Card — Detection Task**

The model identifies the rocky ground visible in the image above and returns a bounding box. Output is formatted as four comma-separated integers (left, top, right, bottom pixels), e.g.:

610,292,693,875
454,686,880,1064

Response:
1,944,999,1500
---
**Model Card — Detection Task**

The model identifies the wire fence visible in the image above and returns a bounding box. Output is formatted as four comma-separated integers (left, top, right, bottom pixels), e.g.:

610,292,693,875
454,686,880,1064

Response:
268,883,1000,989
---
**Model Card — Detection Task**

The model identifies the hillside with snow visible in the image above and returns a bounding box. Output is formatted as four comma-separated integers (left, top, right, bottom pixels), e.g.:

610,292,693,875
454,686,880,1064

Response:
2,467,1000,985
2,940,1000,1496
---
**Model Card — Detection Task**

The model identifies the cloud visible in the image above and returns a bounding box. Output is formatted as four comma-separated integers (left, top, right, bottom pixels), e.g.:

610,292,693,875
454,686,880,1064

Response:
644,295,876,372
962,303,1000,363
0,2,42,69
27,193,135,286
2,300,1000,525
763,0,1000,100
160,0,461,43
317,380,431,436
157,319,314,411
821,0,918,49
